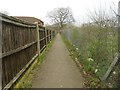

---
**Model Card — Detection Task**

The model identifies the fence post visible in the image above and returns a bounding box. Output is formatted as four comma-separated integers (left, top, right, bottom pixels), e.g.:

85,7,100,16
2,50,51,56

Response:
45,28,48,47
48,30,50,42
36,22,40,56
49,30,51,41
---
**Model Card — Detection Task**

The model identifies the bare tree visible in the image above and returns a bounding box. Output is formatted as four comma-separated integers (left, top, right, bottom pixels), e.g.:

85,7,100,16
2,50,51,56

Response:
47,7,75,29
86,3,117,28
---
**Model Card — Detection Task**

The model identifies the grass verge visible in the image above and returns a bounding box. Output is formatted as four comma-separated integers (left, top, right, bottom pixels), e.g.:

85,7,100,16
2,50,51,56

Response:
61,34,108,88
14,39,54,88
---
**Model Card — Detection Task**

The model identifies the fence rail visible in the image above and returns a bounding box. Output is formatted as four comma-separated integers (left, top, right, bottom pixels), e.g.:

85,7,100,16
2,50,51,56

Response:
0,13,56,89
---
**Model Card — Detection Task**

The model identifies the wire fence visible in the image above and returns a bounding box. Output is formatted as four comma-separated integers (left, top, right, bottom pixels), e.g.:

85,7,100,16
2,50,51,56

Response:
61,19,119,87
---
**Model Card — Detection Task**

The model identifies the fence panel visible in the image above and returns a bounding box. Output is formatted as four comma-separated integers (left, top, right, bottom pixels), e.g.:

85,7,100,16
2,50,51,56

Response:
1,13,56,89
2,19,37,88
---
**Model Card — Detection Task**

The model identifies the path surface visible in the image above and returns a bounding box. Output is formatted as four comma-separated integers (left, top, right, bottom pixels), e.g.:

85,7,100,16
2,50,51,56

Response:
32,33,84,88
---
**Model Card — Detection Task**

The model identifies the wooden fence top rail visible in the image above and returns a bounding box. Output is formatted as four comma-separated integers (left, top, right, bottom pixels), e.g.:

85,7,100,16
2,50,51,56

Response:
0,13,53,30
0,13,36,28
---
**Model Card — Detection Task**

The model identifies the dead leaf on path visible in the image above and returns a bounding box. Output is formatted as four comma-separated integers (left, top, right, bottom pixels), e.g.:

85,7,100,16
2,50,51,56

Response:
83,71,87,75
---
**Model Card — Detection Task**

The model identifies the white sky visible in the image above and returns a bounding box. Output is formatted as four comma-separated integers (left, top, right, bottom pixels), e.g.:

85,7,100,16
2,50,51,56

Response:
0,0,119,25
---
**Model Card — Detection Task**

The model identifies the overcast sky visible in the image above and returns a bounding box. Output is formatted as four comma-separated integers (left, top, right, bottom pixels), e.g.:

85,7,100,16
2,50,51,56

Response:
0,0,119,25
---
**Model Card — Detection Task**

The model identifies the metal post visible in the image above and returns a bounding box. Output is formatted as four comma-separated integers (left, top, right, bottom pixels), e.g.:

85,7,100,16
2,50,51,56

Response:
0,13,2,90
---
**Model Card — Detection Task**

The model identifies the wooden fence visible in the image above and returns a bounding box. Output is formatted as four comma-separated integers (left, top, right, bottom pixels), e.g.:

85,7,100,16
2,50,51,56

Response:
0,13,56,89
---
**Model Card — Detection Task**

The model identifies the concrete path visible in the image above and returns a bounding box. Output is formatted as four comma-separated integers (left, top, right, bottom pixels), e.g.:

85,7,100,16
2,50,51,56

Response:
32,33,84,88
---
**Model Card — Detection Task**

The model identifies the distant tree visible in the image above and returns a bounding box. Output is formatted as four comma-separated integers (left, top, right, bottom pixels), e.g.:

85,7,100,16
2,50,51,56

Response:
47,7,75,29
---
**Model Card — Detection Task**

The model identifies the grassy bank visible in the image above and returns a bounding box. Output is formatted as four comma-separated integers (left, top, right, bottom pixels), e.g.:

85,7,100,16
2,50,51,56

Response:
61,34,108,88
14,39,54,88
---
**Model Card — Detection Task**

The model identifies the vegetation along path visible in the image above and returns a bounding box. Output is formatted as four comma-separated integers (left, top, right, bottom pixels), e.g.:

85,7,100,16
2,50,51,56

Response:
32,33,84,88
